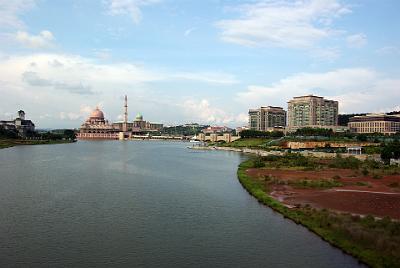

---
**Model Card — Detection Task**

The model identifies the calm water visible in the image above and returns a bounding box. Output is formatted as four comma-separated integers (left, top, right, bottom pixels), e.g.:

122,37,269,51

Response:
0,141,363,267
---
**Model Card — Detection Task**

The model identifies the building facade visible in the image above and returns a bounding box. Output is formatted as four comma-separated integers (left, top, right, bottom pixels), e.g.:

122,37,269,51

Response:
248,106,286,131
348,114,400,135
287,95,338,131
202,126,233,134
77,107,120,139
0,110,35,137
77,96,163,140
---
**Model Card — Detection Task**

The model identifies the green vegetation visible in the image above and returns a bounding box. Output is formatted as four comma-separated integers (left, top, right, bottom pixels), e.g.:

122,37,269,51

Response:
293,127,335,137
380,140,400,165
252,156,266,168
372,174,382,180
239,129,283,139
289,179,343,189
261,153,319,169
220,138,272,148
161,124,208,136
250,153,400,177
0,138,74,149
0,126,77,149
238,159,400,268
328,155,361,169
363,146,382,155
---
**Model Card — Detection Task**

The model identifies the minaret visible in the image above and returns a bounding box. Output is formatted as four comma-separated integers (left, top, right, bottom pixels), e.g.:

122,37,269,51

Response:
123,95,128,132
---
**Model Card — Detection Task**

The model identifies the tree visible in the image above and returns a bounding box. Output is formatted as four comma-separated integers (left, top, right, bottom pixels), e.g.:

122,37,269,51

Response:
381,146,393,165
63,129,76,140
380,140,400,165
239,130,283,138
357,134,368,142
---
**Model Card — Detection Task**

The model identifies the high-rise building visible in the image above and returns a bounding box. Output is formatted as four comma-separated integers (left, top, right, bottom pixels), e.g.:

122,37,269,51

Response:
248,106,286,131
287,95,338,130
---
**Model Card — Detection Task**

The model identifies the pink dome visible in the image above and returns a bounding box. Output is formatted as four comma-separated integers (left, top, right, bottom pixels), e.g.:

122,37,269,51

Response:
89,107,104,119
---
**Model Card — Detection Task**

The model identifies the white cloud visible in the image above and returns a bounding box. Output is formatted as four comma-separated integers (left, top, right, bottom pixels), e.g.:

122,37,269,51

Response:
346,33,367,48
0,0,36,29
93,48,112,59
310,47,341,61
172,72,238,85
15,30,55,49
216,0,350,49
184,27,196,37
107,0,161,24
59,105,95,121
376,46,400,55
237,68,400,114
181,99,235,124
0,52,241,127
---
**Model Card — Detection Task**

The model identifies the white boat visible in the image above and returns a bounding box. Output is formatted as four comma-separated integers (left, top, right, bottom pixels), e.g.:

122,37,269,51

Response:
189,135,200,143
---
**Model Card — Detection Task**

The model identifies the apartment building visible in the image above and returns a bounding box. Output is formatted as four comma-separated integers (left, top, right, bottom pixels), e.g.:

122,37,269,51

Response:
248,106,286,131
287,95,338,131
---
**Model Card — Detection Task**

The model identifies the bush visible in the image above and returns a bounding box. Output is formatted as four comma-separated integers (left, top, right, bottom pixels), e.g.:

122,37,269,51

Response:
240,129,283,139
290,179,343,189
293,127,333,137
372,174,382,179
252,156,265,168
329,155,361,169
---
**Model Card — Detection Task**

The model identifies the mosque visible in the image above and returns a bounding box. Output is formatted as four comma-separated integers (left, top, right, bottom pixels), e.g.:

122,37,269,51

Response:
77,96,163,140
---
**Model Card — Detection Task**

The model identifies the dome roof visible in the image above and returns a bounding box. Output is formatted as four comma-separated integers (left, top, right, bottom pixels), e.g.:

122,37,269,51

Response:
135,113,143,120
89,107,104,119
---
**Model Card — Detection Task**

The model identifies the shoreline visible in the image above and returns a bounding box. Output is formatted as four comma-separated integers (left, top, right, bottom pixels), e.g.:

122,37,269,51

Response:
190,145,377,160
0,139,76,149
191,145,397,267
237,158,399,268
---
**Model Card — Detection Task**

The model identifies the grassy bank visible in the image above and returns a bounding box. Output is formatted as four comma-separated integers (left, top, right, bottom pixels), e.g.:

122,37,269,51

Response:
0,139,75,149
238,159,400,268
219,138,272,148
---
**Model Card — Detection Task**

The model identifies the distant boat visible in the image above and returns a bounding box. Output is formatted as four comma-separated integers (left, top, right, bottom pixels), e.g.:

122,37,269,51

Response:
190,135,200,143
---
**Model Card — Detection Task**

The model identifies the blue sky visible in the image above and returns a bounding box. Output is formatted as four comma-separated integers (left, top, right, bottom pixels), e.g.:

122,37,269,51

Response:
0,0,399,128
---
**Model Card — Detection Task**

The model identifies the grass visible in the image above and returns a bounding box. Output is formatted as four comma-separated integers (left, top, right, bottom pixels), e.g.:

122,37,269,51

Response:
289,179,343,189
262,153,320,169
251,152,400,177
220,138,271,148
238,159,400,268
0,138,75,149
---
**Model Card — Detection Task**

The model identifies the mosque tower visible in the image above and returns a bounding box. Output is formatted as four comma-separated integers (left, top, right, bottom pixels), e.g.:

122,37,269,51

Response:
122,95,128,132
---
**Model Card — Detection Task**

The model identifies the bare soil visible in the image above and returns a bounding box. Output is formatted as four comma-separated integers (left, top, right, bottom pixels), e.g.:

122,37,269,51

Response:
247,168,400,219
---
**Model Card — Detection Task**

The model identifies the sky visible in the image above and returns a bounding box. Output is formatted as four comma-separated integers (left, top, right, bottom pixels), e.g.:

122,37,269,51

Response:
0,0,399,128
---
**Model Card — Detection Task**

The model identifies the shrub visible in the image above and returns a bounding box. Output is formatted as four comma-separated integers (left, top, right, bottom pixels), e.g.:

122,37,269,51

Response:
253,156,265,168
329,155,361,169
372,174,382,179
361,168,369,176
290,179,343,189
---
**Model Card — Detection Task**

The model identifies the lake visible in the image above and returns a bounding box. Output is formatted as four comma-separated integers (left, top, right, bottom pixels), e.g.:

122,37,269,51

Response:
0,141,363,267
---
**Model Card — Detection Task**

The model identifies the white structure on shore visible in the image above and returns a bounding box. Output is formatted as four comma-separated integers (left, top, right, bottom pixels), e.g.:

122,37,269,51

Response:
0,110,35,137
